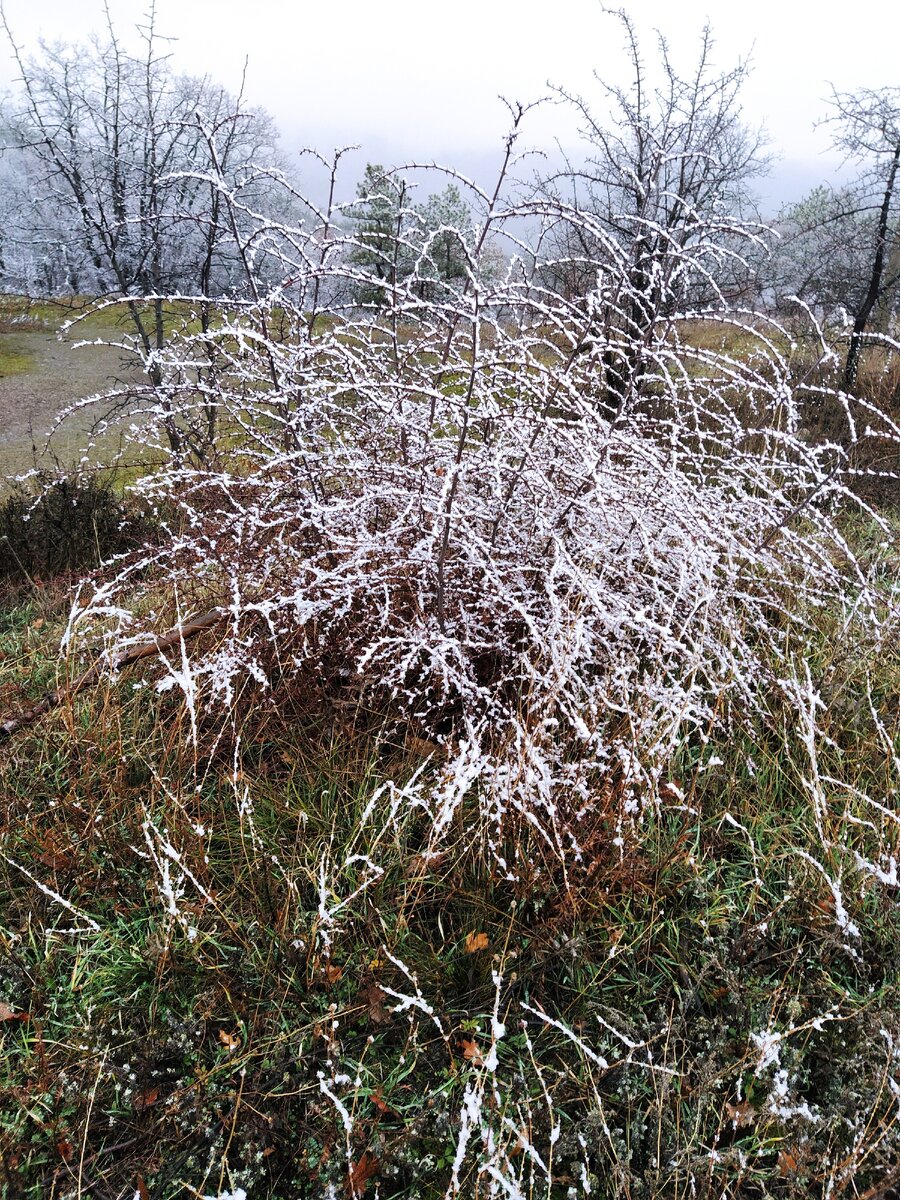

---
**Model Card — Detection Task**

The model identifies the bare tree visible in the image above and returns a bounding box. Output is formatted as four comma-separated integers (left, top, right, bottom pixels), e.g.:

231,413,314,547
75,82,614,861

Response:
538,9,769,413
0,3,285,449
778,89,900,393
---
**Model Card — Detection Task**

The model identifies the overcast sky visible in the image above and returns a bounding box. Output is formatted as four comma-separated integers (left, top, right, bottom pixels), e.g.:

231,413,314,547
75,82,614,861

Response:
0,0,897,209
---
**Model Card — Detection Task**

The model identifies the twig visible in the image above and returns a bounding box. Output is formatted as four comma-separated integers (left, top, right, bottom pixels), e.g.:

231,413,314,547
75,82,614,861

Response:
0,606,227,741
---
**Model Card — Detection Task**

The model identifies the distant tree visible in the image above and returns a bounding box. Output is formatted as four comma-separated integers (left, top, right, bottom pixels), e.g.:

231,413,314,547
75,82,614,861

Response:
0,5,284,448
776,88,900,393
410,183,474,300
538,10,769,412
347,166,480,307
347,163,411,307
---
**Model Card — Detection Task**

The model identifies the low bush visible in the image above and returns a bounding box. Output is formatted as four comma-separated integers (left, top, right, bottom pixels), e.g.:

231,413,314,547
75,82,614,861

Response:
0,472,151,585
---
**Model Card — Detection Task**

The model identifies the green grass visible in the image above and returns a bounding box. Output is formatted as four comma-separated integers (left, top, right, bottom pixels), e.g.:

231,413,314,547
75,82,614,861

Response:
0,337,34,377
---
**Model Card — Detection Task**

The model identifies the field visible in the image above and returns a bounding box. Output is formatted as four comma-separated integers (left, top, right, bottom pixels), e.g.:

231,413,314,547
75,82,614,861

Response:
1,278,900,1199
0,299,142,485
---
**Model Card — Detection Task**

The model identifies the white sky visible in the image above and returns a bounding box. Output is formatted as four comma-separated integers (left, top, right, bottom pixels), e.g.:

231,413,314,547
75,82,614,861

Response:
0,0,897,207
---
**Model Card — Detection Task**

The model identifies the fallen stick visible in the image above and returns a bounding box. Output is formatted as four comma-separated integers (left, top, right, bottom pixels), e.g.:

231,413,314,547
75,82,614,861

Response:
0,606,227,741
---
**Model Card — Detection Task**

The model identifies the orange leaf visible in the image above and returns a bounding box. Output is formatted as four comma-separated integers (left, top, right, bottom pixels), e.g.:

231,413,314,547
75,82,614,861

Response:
460,1038,484,1066
778,1148,800,1176
324,964,343,985
56,1139,73,1162
218,1029,240,1052
464,931,489,954
134,1086,159,1113
0,1001,28,1023
136,1176,150,1200
345,1150,379,1197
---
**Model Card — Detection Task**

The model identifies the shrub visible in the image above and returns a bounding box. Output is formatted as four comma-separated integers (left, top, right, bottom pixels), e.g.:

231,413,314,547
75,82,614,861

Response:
0,472,148,583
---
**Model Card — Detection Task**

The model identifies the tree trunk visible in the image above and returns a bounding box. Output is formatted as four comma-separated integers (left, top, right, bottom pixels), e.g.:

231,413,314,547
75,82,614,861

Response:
843,140,900,394
872,224,900,336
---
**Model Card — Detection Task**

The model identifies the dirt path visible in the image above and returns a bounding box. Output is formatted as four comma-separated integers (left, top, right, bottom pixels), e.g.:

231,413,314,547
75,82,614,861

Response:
0,329,142,483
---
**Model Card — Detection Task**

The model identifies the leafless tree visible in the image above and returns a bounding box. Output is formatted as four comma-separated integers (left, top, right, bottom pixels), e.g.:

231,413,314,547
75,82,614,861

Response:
777,88,900,393
0,2,285,450
537,9,769,413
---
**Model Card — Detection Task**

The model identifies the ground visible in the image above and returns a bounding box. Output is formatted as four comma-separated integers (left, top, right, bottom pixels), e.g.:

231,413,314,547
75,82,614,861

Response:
0,313,140,484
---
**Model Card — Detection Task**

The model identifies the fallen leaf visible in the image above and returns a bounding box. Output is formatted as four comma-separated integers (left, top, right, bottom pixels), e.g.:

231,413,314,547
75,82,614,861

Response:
365,984,390,1026
218,1029,240,1052
724,1100,756,1129
345,1150,379,1197
133,1086,159,1113
135,1176,150,1200
460,1038,484,1066
56,1138,73,1161
464,931,489,954
31,617,45,631
370,1087,396,1117
324,964,343,986
0,1001,28,1023
777,1148,800,1176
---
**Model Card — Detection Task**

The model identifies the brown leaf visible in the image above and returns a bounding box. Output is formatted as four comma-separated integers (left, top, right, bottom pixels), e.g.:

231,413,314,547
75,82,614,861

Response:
324,964,343,986
345,1150,379,1197
464,931,489,954
135,1176,150,1200
218,1029,240,1052
777,1148,800,1176
133,1086,159,1113
56,1138,73,1162
460,1038,484,1066
370,1087,396,1117
724,1099,756,1129
0,1001,28,1023
365,984,390,1026
31,617,45,631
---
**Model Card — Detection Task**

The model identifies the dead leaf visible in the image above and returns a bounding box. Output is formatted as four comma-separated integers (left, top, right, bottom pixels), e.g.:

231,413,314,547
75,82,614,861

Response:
777,1148,800,1176
464,931,489,954
370,1087,396,1117
460,1038,484,1066
133,1086,159,1113
324,964,343,986
724,1099,756,1129
365,984,390,1026
56,1138,73,1161
135,1176,150,1200
31,617,45,631
345,1150,379,1197
218,1029,240,1053
0,1001,28,1023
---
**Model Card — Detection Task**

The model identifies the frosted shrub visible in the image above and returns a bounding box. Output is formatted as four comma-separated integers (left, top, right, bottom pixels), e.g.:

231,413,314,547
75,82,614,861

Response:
63,111,900,874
